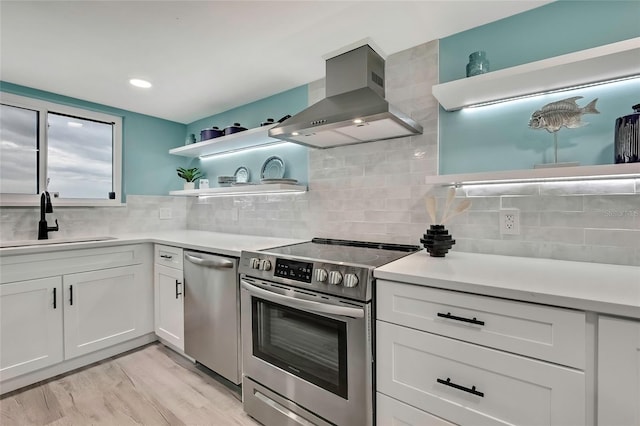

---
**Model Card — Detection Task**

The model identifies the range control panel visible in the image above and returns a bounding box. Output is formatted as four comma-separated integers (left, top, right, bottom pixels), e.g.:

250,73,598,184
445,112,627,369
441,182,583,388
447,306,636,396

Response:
239,251,372,301
274,258,312,283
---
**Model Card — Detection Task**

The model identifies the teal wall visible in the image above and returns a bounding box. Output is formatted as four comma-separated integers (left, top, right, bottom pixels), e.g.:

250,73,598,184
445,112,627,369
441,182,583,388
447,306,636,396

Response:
0,81,188,197
184,85,309,186
186,85,308,139
438,1,640,174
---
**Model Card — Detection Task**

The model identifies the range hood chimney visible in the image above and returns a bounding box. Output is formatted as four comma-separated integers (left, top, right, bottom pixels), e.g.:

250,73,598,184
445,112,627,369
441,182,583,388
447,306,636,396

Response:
269,44,423,148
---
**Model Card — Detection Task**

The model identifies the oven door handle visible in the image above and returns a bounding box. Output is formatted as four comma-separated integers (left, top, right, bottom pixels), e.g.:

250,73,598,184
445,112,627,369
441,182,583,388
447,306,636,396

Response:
241,281,364,318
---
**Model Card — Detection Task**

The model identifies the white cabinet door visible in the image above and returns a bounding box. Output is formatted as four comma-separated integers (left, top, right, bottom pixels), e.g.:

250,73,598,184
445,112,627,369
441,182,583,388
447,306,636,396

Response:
598,315,640,426
63,265,143,359
154,264,184,350
0,277,63,381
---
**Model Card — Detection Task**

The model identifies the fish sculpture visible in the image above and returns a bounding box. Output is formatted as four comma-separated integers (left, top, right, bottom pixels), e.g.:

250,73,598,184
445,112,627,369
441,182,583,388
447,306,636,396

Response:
528,96,600,133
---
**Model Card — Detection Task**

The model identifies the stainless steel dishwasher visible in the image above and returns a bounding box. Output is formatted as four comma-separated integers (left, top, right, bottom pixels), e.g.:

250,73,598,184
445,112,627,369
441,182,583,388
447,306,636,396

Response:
183,250,241,385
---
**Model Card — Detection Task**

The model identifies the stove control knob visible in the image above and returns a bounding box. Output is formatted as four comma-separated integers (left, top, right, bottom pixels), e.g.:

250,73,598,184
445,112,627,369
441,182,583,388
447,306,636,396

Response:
343,273,359,288
328,271,343,286
315,268,328,283
259,259,272,271
250,258,261,269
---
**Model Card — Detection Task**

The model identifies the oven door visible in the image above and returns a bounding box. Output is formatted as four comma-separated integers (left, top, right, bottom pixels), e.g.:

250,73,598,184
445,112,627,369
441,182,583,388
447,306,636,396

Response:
240,277,372,426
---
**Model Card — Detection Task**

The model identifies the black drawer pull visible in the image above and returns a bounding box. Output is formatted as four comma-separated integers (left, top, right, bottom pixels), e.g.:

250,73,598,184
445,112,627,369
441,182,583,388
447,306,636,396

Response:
69,285,73,306
175,280,182,299
437,312,485,326
53,287,57,309
437,377,484,397
160,254,173,259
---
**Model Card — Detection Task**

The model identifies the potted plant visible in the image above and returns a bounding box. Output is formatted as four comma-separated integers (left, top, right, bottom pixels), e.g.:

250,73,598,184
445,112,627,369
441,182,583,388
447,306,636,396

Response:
177,167,203,190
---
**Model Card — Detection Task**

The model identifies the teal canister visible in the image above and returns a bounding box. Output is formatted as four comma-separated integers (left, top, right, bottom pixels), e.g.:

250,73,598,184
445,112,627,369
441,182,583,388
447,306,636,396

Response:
466,51,490,77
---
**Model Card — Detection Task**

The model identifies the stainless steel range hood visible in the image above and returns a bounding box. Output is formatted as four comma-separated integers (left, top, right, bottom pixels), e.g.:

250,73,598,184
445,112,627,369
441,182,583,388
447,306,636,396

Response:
269,44,423,148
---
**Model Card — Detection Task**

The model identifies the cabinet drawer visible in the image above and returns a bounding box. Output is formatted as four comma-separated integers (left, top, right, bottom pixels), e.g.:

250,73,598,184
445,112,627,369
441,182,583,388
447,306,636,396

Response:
377,393,455,426
377,321,585,426
154,244,183,270
377,280,585,368
0,245,143,283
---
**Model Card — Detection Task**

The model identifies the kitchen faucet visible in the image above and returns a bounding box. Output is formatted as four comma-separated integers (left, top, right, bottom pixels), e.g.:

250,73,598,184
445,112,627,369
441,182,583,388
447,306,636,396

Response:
38,191,59,240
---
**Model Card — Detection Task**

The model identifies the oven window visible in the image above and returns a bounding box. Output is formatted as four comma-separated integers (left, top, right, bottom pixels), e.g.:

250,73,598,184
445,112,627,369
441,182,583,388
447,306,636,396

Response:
252,298,348,398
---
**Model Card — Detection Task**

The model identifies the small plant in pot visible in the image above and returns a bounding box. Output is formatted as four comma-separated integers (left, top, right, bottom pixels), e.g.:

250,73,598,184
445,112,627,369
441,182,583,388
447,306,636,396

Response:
177,167,203,190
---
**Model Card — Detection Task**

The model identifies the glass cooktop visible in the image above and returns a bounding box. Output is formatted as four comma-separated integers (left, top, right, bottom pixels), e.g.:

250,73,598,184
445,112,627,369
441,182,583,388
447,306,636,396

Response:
262,238,419,268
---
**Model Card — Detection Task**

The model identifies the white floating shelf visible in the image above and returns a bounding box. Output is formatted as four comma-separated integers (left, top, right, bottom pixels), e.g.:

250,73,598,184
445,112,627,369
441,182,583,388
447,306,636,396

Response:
426,163,640,186
432,37,640,111
169,124,283,158
169,183,307,197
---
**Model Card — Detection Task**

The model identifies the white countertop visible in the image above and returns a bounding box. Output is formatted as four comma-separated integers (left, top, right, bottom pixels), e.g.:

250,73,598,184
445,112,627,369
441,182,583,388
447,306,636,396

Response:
0,230,306,258
374,250,640,319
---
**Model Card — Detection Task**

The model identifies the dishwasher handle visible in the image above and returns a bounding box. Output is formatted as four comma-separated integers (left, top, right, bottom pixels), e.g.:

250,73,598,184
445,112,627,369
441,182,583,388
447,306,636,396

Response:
184,253,234,269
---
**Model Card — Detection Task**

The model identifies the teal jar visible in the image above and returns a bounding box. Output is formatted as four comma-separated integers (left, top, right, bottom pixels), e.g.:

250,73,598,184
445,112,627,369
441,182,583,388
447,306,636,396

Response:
466,51,490,77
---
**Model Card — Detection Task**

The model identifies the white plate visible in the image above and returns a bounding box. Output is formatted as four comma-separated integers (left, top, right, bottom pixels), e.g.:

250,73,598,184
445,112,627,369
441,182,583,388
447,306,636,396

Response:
261,156,285,179
260,178,298,184
234,166,250,183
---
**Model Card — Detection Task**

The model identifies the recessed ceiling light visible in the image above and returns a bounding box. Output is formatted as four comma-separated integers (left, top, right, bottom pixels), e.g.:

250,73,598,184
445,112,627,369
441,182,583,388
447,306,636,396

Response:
129,78,152,88
353,118,364,124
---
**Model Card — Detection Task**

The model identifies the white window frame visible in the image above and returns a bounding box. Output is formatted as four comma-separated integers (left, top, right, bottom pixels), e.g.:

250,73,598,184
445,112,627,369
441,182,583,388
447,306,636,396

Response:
0,92,123,207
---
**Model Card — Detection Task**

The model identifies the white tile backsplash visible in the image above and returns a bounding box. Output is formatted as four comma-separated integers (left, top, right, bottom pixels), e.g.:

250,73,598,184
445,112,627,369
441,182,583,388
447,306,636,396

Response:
0,195,187,241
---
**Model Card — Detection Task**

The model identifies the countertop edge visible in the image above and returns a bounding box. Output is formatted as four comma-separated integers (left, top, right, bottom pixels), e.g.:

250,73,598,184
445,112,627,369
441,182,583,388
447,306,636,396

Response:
0,231,307,258
374,250,640,320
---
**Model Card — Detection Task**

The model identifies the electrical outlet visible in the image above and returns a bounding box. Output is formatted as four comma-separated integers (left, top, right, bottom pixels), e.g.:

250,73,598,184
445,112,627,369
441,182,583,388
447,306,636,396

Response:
159,208,172,220
499,209,520,235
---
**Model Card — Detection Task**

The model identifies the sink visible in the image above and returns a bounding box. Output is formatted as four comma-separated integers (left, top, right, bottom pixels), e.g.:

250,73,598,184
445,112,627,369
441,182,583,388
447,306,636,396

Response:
0,236,117,248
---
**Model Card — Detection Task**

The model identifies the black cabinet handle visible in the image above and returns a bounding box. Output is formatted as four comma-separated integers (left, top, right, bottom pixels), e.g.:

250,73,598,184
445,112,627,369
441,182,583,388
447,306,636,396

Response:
160,254,173,259
437,312,485,326
175,280,182,299
69,285,73,306
53,287,57,309
437,377,484,397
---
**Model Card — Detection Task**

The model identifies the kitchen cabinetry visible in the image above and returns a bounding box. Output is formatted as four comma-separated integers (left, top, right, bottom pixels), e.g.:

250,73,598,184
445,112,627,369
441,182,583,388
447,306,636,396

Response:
0,244,153,394
0,277,63,381
63,265,146,359
154,244,184,351
598,315,640,425
376,279,586,425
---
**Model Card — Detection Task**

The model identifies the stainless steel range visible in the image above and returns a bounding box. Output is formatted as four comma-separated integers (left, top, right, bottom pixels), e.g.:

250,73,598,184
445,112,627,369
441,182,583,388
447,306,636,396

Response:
239,238,419,426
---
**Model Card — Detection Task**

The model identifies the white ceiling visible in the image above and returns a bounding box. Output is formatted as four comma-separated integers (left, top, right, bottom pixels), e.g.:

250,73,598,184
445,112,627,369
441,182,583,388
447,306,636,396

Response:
0,1,551,124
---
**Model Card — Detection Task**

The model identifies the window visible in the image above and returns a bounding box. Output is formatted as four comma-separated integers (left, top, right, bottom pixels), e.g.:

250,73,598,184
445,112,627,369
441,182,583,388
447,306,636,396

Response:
0,93,122,206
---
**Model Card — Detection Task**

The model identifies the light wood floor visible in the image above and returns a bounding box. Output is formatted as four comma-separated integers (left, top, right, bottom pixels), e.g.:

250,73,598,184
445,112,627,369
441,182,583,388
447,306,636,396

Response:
0,342,260,425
